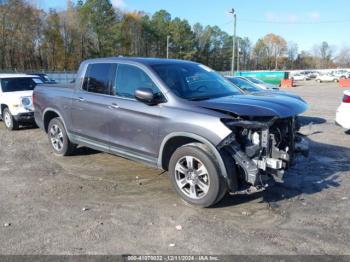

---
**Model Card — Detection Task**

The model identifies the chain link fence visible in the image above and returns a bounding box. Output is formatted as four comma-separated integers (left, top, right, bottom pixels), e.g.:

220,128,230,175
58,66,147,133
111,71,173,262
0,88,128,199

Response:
0,70,77,84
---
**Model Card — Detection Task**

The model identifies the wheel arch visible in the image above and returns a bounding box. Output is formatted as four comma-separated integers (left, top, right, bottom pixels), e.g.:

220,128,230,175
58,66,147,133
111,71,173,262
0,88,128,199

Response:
1,104,8,115
43,108,68,134
158,132,228,179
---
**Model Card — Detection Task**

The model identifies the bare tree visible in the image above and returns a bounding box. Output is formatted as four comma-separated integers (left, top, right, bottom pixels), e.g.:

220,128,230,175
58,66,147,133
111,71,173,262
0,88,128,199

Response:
287,41,298,69
335,46,350,67
262,33,287,70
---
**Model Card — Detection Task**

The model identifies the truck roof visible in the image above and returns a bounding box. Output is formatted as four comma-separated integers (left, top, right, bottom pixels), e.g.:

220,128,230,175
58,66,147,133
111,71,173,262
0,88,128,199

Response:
0,74,38,79
83,57,198,66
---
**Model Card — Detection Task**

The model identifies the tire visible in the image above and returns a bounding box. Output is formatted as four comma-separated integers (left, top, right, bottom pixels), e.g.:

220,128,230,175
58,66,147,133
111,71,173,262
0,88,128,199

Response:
168,143,227,207
47,117,76,156
334,79,339,83
2,108,19,130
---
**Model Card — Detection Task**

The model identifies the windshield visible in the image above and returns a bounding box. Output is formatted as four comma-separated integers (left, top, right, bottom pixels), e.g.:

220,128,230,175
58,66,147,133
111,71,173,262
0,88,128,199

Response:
1,77,43,92
151,63,242,100
245,77,265,85
42,75,50,81
227,77,261,92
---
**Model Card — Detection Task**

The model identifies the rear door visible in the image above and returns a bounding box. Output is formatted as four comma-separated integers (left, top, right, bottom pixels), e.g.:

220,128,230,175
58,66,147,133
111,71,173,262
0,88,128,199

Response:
70,63,117,145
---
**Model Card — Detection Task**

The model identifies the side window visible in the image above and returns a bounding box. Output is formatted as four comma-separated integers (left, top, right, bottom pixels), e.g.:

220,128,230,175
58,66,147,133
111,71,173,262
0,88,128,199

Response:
83,63,115,95
115,64,160,99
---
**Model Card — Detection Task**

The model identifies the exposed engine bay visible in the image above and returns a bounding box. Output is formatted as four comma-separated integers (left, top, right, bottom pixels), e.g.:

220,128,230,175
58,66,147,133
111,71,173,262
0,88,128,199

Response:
218,116,309,192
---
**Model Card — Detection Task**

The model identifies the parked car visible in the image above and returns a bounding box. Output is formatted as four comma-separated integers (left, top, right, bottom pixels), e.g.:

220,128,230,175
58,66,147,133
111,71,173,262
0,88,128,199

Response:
0,74,43,130
315,74,340,83
225,76,261,93
336,90,350,130
299,71,319,79
291,73,310,81
332,70,350,79
308,71,320,78
237,76,279,91
33,58,309,207
226,76,305,102
26,73,57,84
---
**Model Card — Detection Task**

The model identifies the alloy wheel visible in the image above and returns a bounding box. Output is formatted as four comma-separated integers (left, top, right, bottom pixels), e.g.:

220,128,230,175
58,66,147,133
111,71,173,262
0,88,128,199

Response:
174,156,210,199
49,124,64,152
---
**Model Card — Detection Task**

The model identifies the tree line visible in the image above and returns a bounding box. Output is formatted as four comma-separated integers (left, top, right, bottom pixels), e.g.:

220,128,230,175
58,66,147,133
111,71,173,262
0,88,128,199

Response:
0,0,349,72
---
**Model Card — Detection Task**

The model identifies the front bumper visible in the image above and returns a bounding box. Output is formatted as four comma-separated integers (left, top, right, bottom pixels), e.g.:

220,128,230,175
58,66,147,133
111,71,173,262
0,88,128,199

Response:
14,112,34,122
223,135,309,186
219,117,309,189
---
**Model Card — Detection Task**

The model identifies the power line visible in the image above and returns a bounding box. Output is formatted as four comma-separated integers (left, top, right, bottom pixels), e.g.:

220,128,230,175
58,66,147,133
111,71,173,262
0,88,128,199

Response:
218,20,233,27
238,18,350,25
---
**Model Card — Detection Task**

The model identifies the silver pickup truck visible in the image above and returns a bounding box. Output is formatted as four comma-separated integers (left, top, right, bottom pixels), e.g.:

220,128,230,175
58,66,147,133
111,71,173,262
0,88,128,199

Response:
34,57,309,207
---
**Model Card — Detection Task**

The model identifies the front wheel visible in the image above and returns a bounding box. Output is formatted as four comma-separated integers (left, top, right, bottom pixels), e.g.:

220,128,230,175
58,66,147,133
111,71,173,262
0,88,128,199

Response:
47,117,76,156
2,108,19,130
168,144,227,207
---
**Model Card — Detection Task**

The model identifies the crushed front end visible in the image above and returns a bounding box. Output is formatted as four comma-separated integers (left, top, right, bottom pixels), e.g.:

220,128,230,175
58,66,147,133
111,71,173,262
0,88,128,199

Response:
218,116,309,192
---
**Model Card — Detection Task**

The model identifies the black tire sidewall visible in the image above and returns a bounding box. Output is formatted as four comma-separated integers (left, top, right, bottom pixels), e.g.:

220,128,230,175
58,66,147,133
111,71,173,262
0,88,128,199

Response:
168,145,221,207
47,118,70,156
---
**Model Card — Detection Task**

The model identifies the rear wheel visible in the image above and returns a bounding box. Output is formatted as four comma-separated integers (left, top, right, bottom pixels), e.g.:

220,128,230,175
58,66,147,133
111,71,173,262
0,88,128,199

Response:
3,108,19,131
168,144,227,207
47,117,76,156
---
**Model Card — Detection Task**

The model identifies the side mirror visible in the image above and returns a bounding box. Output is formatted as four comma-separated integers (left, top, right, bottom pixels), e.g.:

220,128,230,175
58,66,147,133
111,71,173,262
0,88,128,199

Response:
135,88,157,105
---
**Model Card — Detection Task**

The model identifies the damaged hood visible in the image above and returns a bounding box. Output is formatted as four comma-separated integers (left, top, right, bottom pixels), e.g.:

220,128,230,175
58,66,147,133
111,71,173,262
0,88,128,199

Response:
198,93,308,118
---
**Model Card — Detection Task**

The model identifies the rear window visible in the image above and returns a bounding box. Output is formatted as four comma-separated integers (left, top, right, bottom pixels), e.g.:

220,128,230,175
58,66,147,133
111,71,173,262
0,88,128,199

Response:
82,63,116,95
1,77,42,92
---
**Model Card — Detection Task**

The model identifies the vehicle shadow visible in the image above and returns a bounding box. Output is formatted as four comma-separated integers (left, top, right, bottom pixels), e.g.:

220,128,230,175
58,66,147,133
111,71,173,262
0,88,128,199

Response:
0,122,38,130
298,115,326,126
71,146,100,156
215,137,350,208
19,123,39,130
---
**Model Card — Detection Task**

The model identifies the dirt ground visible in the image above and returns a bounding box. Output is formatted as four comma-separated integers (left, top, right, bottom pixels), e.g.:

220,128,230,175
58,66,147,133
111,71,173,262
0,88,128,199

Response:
0,82,349,255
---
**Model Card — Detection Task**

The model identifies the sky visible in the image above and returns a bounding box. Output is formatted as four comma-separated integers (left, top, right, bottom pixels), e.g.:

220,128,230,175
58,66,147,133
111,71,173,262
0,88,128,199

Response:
38,0,350,53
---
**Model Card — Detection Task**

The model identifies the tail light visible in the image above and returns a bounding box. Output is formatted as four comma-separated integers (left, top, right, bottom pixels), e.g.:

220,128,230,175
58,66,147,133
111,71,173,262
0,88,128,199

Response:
343,93,350,103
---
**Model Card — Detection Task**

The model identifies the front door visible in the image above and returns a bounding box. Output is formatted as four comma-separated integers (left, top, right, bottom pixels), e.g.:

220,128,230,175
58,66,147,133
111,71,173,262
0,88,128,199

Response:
108,63,164,162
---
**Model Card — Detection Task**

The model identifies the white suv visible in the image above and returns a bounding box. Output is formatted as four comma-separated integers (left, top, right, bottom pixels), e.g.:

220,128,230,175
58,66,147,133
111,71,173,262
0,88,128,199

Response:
0,74,43,130
336,90,350,130
315,74,340,83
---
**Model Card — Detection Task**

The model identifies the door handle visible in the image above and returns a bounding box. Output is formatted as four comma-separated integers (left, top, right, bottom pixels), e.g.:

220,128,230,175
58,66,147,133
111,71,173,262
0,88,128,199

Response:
109,103,120,109
77,97,85,102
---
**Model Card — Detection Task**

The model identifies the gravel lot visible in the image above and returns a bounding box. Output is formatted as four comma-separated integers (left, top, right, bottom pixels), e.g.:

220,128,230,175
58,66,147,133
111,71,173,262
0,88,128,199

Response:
0,82,349,255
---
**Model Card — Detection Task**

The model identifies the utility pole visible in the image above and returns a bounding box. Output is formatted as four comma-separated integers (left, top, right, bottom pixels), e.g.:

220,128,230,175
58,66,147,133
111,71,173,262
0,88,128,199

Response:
237,38,240,72
166,35,170,59
229,8,236,76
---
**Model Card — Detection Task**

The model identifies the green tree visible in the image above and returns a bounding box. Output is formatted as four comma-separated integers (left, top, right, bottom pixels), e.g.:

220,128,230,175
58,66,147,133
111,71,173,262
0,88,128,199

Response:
169,18,195,60
150,10,171,57
43,9,64,70
79,0,119,57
